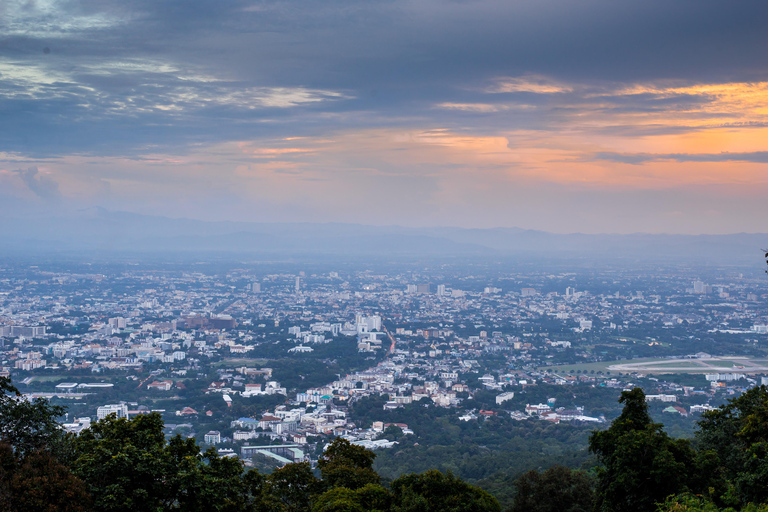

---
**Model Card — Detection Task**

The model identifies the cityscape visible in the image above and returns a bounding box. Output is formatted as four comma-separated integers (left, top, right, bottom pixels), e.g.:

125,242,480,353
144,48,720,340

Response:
4,258,768,494
3,0,768,510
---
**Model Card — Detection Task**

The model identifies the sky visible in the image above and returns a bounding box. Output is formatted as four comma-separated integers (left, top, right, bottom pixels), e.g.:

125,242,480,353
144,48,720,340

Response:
2,0,768,234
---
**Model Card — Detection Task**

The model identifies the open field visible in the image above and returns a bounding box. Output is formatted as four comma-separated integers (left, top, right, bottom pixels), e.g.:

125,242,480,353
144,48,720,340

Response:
539,358,667,374
542,356,768,375
608,356,768,374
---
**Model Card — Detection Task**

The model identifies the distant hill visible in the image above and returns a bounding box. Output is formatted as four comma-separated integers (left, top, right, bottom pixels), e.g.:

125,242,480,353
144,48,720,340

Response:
1,207,765,265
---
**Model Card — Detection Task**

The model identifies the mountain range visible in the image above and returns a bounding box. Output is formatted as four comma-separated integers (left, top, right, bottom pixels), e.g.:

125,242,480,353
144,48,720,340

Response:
1,207,765,265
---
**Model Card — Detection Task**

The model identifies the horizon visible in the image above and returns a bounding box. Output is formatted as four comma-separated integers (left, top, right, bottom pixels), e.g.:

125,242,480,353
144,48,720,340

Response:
10,206,768,237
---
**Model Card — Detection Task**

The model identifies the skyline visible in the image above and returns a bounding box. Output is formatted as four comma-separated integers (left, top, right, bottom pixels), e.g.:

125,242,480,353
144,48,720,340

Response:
2,1,768,234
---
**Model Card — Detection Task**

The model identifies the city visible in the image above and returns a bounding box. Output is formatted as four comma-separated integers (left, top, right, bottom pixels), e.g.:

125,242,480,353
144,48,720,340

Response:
3,258,768,504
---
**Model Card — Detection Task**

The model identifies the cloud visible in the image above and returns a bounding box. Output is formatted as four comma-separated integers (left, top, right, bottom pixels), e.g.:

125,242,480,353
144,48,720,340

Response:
595,152,768,164
486,76,572,94
2,1,768,233
15,167,61,200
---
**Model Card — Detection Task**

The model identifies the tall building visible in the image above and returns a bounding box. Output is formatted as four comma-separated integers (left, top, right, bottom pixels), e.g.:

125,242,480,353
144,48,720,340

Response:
97,403,128,420
693,280,705,294
417,283,432,294
10,326,46,337
108,317,126,329
251,282,261,293
406,284,417,294
204,430,222,445
295,276,301,293
355,314,382,332
437,284,446,296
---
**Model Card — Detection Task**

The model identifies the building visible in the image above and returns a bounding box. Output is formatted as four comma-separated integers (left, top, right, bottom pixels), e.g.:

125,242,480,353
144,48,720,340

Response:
251,282,261,293
416,283,432,294
705,373,746,382
496,392,515,405
645,394,677,402
355,314,381,332
147,380,173,391
108,317,126,329
204,431,221,445
97,403,128,420
10,326,46,337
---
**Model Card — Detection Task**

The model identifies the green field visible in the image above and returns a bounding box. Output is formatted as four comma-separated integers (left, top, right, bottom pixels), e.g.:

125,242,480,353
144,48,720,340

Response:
701,360,748,368
538,356,768,375
538,358,667,374
646,361,706,368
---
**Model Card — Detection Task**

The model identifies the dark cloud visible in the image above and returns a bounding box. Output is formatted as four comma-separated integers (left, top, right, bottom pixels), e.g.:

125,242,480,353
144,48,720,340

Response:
594,152,768,165
16,167,61,200
2,0,768,156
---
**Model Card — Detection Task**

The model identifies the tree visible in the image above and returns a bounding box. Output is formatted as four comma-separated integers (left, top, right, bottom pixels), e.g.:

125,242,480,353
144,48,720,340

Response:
0,377,66,457
71,412,172,512
9,449,93,512
317,438,380,490
589,388,715,512
71,412,275,512
312,484,391,512
390,469,501,512
266,461,322,512
697,385,768,506
510,465,594,512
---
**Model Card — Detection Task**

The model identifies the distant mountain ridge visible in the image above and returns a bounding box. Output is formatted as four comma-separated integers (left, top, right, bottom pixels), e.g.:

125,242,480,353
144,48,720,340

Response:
1,208,766,264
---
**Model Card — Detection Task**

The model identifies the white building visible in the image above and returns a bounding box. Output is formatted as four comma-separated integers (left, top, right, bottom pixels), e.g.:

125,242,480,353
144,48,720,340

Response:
645,394,677,403
496,392,515,405
108,317,127,329
204,431,221,445
97,403,128,420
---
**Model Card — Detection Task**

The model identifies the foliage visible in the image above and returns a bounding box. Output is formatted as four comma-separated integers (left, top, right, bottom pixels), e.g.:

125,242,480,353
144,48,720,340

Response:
589,388,716,512
265,461,323,512
509,465,594,512
8,449,93,512
317,438,380,490
659,493,768,512
390,469,501,512
312,484,391,512
0,376,67,457
71,412,171,512
696,385,768,506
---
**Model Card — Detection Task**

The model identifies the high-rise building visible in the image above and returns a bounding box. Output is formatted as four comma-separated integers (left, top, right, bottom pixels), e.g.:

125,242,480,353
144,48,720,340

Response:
355,314,381,332
97,403,128,420
295,276,301,293
693,280,705,294
437,284,446,296
10,326,46,337
406,284,417,294
251,282,261,293
108,317,126,329
417,283,432,294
